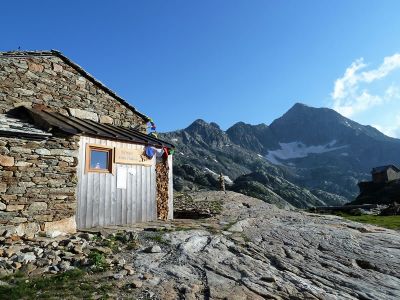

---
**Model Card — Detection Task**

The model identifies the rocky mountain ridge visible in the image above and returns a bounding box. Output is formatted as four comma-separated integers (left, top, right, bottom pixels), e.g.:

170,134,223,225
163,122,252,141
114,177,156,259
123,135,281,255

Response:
161,117,346,208
161,103,400,207
227,103,400,197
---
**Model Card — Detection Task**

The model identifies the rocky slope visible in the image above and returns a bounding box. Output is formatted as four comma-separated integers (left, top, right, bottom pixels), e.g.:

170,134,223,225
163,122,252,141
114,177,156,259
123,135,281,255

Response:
138,192,400,299
2,191,400,299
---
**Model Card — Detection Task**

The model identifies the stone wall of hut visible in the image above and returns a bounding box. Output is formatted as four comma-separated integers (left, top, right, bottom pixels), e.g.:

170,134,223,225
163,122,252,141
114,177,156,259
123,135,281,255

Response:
0,53,147,131
0,135,79,237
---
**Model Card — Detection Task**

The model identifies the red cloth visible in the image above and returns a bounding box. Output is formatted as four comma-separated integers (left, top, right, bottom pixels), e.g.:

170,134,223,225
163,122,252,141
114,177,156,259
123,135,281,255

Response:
162,147,169,160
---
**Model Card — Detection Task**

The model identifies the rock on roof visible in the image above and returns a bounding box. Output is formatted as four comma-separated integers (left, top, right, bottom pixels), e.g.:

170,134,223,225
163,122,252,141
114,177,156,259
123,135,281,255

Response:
0,113,51,140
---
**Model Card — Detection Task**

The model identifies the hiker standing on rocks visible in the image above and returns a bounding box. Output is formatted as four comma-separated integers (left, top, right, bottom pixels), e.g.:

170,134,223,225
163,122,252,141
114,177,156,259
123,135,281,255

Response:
219,172,226,192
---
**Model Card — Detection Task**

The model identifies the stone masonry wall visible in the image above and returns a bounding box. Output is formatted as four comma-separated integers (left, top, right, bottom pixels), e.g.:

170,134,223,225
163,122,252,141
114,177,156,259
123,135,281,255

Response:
0,135,79,237
0,54,147,131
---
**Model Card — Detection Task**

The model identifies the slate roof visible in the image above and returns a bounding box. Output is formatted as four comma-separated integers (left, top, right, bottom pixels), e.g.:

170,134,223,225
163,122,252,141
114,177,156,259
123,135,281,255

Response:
7,107,174,148
371,165,400,174
0,113,51,140
0,50,150,122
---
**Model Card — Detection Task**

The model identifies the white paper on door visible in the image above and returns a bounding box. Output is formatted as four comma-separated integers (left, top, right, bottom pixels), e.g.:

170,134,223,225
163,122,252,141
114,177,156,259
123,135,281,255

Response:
117,167,127,189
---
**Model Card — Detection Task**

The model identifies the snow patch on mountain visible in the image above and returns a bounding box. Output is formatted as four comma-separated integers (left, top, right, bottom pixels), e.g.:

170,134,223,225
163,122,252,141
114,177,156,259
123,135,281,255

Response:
204,168,233,183
204,167,217,175
266,141,348,165
343,120,352,127
223,176,233,184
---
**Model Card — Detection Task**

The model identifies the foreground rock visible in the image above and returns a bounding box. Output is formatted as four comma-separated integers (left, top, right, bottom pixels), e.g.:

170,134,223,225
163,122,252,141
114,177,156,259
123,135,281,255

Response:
0,230,141,278
1,191,400,299
133,191,400,299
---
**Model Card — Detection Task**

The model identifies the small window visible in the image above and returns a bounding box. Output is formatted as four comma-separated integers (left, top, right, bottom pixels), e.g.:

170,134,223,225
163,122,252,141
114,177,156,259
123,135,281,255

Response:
86,144,113,173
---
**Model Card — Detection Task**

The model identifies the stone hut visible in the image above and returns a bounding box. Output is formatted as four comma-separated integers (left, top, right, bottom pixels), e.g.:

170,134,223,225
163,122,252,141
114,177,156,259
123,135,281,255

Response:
371,165,400,184
0,50,174,237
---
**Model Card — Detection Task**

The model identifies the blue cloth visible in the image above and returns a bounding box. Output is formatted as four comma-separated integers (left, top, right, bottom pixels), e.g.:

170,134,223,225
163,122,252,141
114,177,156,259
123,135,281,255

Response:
145,146,155,158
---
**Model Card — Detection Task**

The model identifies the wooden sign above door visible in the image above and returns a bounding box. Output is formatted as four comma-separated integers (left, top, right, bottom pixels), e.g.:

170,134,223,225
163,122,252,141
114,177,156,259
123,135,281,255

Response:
114,147,152,166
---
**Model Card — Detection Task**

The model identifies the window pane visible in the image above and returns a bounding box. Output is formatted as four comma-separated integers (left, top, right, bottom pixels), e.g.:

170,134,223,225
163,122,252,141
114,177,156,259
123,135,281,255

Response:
90,150,109,170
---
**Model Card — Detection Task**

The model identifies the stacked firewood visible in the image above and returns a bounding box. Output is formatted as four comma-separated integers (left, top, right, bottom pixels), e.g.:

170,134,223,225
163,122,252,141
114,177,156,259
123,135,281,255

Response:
156,161,169,220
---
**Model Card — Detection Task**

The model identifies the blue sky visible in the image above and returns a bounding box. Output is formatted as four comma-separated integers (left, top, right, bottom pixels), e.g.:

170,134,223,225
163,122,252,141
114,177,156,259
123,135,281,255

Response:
2,1,400,136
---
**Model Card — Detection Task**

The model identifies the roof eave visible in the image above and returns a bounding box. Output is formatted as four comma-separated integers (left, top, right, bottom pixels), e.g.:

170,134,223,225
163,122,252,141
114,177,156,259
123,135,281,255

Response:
12,106,174,149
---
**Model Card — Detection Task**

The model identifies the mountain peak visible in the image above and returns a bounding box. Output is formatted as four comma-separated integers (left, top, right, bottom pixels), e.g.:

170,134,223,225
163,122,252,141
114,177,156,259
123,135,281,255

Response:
292,102,310,109
209,122,221,130
226,121,278,153
280,102,339,120
188,119,208,127
181,119,229,148
185,119,223,132
269,102,394,145
285,102,319,115
228,121,269,130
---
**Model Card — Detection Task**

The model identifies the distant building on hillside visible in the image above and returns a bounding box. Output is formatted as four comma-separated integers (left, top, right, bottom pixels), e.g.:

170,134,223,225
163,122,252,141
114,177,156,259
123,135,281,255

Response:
371,165,400,183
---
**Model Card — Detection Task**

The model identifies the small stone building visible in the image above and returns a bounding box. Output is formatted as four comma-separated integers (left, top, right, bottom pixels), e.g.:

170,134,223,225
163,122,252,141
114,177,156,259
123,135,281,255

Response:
371,165,400,184
0,50,174,237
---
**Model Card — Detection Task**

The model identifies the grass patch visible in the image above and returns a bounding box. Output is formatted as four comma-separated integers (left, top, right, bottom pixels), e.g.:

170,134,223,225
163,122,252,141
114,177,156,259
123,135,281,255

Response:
335,213,400,230
144,232,170,245
88,251,109,272
126,240,141,250
91,234,102,242
0,269,111,300
172,226,194,232
210,200,223,214
89,234,120,253
100,237,120,253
